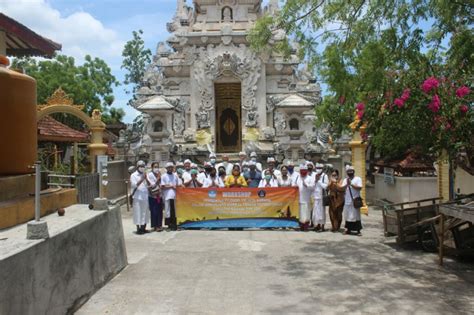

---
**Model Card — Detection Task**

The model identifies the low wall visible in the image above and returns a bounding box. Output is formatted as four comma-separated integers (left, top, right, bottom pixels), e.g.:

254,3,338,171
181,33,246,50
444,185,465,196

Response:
455,167,474,195
0,188,77,230
373,173,438,204
0,174,35,202
0,204,127,315
106,160,128,201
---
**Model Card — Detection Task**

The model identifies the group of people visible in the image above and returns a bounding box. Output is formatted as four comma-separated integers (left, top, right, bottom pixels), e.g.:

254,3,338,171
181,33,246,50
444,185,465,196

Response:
130,151,363,236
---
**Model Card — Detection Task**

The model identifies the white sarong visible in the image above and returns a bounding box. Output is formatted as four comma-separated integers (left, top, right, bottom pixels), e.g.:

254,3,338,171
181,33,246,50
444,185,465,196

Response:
312,198,326,225
132,199,150,225
299,203,311,223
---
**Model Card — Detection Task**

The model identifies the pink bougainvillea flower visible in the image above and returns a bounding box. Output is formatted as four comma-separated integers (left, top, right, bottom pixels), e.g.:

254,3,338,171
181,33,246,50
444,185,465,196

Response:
456,86,470,98
459,104,469,114
445,122,451,130
356,110,364,120
356,102,365,111
428,94,441,112
421,77,439,93
394,98,404,108
401,89,410,101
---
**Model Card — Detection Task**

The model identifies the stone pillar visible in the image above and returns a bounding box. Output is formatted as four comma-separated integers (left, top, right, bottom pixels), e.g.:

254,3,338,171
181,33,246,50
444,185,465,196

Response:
88,110,108,172
349,119,368,215
437,150,450,201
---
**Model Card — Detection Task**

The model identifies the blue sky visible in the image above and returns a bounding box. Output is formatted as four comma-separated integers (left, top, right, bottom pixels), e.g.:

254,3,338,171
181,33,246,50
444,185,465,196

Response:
0,0,182,123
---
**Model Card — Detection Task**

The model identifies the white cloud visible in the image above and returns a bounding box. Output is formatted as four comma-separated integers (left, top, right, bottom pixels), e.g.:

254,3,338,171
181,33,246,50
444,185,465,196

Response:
0,0,124,62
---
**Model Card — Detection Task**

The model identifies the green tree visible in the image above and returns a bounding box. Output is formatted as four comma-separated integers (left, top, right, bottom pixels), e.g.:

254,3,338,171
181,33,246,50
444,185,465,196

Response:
12,54,120,128
249,0,473,159
121,29,152,106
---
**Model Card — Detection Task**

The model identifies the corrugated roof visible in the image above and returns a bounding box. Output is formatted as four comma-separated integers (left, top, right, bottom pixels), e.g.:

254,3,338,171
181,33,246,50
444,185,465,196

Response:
38,116,89,142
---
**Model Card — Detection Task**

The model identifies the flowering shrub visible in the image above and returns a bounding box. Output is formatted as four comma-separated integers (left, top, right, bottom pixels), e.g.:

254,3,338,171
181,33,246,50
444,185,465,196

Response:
357,70,473,160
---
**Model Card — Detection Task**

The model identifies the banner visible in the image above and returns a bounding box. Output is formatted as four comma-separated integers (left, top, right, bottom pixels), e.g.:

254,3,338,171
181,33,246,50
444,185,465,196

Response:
176,187,299,225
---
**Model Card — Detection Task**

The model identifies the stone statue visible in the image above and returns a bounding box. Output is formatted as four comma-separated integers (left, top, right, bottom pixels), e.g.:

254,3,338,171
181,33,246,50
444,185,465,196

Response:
173,112,185,136
183,128,196,142
222,7,232,22
245,110,259,128
262,127,275,140
196,107,211,129
274,111,287,134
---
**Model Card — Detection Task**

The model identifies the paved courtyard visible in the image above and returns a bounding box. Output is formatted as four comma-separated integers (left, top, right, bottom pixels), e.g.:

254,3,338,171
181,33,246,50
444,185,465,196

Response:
77,206,474,314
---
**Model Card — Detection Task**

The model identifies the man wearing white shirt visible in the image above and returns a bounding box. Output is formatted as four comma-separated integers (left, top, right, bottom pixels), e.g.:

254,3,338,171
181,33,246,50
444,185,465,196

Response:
265,157,281,178
216,154,233,175
160,162,179,231
312,163,329,232
237,151,248,169
249,151,263,172
203,167,224,188
294,164,315,231
130,160,150,235
286,160,300,184
341,165,363,235
258,170,279,187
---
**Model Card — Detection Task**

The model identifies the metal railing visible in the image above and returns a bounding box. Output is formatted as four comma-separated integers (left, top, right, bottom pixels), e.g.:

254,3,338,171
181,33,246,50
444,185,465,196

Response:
47,173,99,205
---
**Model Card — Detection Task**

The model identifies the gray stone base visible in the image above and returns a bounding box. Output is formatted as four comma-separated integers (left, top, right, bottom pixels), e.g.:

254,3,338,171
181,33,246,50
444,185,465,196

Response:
93,198,109,210
26,220,49,239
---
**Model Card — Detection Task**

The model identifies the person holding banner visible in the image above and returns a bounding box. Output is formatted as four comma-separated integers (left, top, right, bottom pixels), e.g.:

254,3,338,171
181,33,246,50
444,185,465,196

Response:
294,164,315,231
259,170,279,187
161,162,179,231
203,167,224,188
130,160,150,235
225,165,248,188
341,165,363,235
277,165,293,187
312,163,329,232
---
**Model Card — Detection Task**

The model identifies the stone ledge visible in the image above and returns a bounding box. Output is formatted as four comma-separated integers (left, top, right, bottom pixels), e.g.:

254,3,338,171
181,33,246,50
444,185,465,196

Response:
0,204,127,314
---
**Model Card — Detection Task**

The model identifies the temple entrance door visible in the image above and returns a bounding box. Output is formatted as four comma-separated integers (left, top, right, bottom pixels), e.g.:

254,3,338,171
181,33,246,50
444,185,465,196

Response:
215,83,241,153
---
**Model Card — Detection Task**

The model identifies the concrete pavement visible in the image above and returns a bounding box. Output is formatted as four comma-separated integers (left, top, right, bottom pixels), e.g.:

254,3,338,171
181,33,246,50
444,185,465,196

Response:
77,207,474,314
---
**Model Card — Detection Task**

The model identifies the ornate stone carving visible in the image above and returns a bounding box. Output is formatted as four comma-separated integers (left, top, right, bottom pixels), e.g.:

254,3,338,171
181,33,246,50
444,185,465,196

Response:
183,128,196,142
262,127,275,140
274,111,287,135
195,106,211,129
193,44,261,111
266,95,285,113
245,109,259,128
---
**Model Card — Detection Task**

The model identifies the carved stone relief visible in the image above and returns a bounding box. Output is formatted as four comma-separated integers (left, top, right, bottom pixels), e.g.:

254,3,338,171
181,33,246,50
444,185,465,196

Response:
192,44,262,119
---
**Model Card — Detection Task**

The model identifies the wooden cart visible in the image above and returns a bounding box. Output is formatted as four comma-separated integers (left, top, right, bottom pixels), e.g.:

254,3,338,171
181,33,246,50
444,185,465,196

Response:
382,197,442,247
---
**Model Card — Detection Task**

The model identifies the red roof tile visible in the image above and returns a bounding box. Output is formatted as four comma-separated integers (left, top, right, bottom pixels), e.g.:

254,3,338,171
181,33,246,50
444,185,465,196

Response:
38,116,89,142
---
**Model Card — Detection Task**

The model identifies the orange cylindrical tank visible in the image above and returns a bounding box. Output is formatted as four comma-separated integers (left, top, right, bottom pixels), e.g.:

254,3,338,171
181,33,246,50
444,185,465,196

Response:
0,55,37,175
